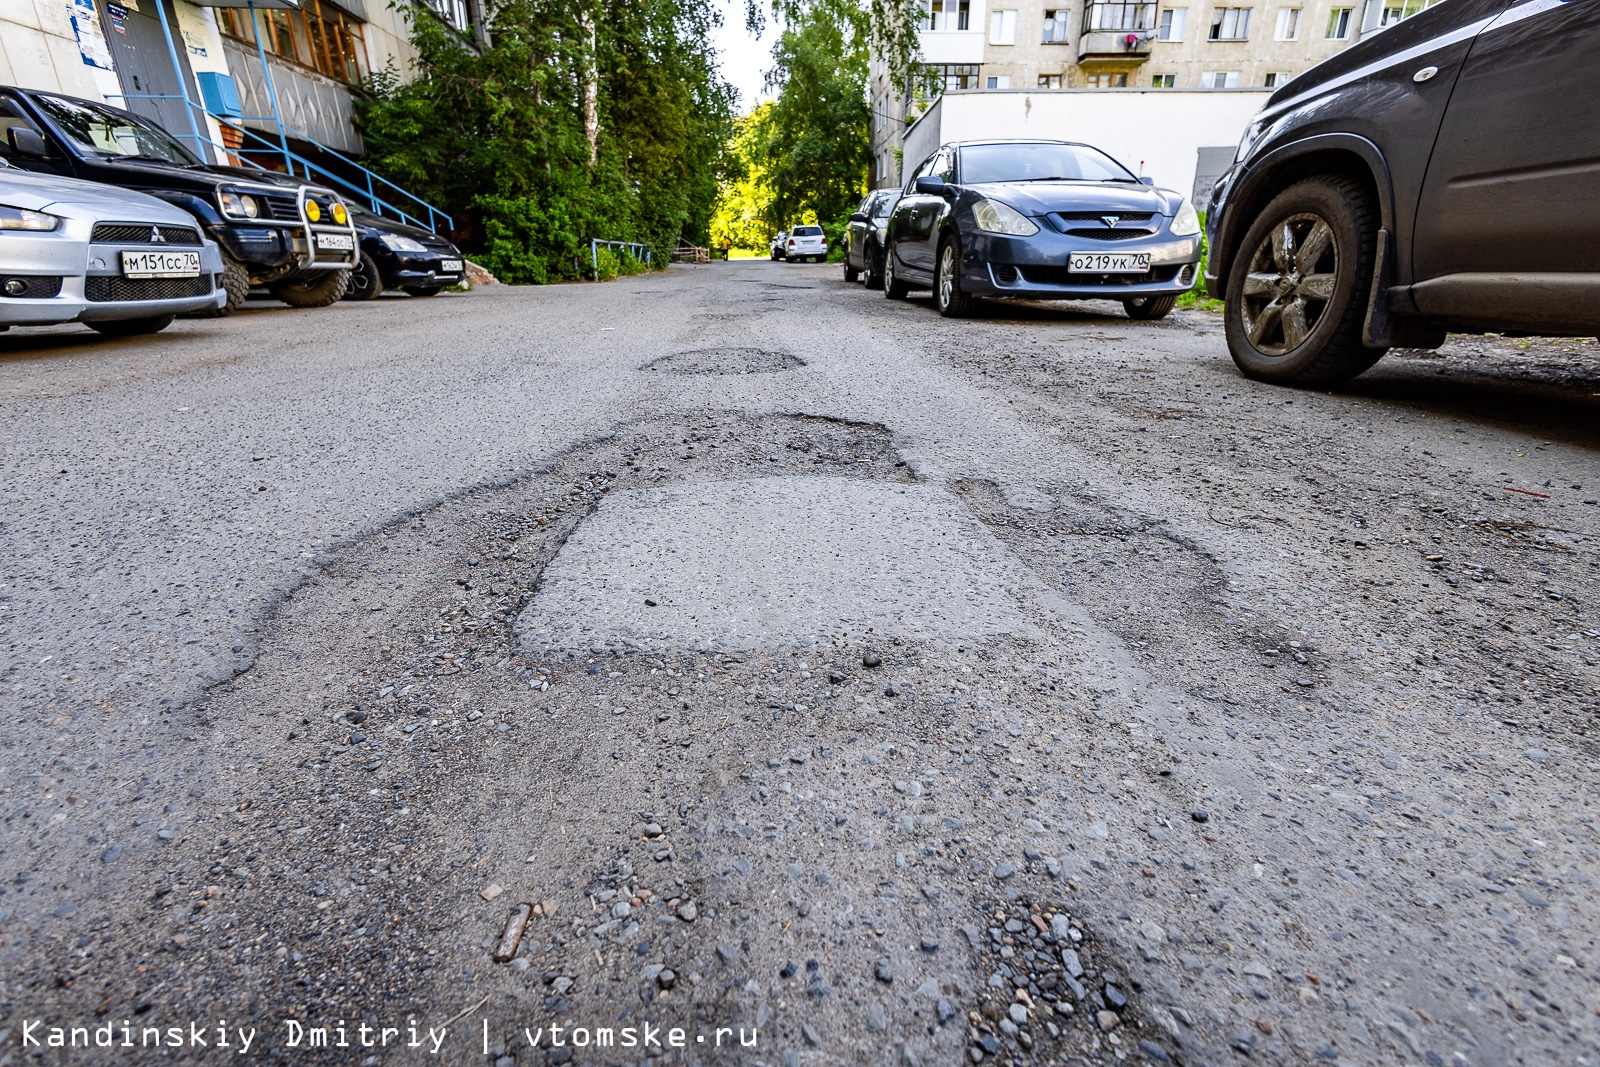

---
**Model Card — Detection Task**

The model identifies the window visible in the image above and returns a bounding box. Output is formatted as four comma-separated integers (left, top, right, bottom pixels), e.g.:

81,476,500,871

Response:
985,75,1012,88
30,93,198,164
428,0,469,31
924,0,971,31
1158,8,1187,39
1208,7,1251,39
1042,9,1071,40
792,225,824,236
1086,1,1157,30
1274,7,1300,38
1038,73,1064,87
989,9,1017,42
1326,6,1353,37
1202,70,1242,87
1086,72,1130,87
932,150,956,182
215,0,368,85
1263,70,1291,87
1151,73,1176,86
924,63,981,90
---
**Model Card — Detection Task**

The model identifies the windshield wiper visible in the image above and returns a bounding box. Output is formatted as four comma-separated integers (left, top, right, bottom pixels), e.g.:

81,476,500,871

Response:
112,152,197,167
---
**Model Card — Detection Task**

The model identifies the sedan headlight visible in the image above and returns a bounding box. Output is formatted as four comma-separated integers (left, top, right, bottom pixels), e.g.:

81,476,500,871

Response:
1170,200,1202,237
972,198,1039,237
217,190,259,219
0,204,60,231
380,233,429,253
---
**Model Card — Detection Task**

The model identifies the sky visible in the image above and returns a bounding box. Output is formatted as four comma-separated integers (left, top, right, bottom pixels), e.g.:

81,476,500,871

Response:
711,0,780,113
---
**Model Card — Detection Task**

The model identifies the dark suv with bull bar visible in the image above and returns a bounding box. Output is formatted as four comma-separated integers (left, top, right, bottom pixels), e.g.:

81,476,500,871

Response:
0,87,357,314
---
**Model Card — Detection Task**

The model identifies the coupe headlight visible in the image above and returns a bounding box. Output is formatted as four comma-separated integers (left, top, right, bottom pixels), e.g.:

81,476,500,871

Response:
0,204,60,231
217,190,259,219
972,198,1039,237
1170,200,1202,237
380,233,429,253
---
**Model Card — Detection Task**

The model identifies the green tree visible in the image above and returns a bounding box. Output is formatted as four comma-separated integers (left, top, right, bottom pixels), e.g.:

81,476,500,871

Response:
355,0,735,283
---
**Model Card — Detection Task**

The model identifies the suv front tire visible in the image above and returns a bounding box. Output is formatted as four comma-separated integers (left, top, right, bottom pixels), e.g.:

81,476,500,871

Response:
1224,175,1386,387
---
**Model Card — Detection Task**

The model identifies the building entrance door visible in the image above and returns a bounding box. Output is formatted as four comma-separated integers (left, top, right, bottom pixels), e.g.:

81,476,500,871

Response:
98,0,202,150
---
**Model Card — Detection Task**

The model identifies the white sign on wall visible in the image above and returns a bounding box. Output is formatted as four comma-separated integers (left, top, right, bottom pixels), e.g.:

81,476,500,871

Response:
70,0,115,69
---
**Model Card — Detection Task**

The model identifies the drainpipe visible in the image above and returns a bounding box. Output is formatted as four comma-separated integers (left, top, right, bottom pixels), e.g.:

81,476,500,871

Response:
151,0,207,160
246,0,294,173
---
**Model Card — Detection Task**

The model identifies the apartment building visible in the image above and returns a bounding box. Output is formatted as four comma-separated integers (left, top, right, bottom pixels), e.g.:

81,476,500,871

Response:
0,0,482,161
871,0,1417,186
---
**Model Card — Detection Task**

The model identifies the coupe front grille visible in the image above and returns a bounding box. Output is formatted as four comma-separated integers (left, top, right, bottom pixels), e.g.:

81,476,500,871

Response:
91,223,201,245
258,193,303,222
1065,227,1158,241
1053,211,1154,221
0,275,64,298
86,274,215,303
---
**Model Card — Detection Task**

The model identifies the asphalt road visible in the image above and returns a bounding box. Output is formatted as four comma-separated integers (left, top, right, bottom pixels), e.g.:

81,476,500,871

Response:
1,263,1597,1066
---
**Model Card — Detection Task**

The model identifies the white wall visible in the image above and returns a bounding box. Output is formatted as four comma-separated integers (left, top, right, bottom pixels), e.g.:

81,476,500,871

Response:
900,88,1271,201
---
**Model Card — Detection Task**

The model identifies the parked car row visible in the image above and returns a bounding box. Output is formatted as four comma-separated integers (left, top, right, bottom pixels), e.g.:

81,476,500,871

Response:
829,0,1598,388
0,86,467,338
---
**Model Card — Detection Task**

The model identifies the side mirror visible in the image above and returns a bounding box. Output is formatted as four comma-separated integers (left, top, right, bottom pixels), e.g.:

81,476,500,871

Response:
914,176,946,195
8,127,48,159
1139,175,1156,186
848,212,868,223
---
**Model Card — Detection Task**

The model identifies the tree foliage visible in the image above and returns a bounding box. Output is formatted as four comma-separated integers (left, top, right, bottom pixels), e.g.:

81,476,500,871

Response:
355,0,736,283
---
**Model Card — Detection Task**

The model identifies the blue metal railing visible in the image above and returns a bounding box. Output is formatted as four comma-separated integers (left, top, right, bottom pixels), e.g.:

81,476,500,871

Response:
116,0,451,234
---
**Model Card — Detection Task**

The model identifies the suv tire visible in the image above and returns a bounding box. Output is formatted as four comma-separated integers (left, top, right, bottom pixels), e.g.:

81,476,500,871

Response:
1123,294,1177,320
188,254,250,318
883,244,909,300
935,236,975,318
88,314,174,337
1224,176,1386,386
271,269,351,308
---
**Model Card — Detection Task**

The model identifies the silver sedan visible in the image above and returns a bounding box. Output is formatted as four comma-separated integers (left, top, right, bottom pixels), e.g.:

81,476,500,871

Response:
0,161,225,335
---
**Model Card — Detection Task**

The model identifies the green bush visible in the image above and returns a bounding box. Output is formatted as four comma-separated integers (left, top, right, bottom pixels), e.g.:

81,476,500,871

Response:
1177,210,1224,311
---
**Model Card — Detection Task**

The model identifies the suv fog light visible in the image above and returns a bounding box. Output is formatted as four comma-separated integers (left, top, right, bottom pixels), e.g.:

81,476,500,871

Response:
305,200,322,222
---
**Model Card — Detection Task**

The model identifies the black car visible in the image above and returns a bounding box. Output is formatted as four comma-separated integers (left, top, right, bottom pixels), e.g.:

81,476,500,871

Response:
0,87,357,314
342,207,466,300
883,139,1202,319
1206,0,1600,386
844,188,898,289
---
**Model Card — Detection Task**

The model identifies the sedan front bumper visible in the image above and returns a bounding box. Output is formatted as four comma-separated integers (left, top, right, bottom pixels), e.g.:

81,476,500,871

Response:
961,229,1200,300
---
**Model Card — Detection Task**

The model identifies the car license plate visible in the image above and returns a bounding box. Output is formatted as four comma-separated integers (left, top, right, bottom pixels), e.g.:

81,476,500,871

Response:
316,233,354,251
440,259,464,273
1069,252,1150,273
121,250,200,278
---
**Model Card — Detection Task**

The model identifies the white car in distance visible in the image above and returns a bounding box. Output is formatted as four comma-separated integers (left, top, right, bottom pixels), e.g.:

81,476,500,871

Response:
784,225,828,263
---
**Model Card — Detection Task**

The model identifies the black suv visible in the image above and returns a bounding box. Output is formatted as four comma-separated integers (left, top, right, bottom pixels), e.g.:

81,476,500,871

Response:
0,87,357,314
1206,0,1599,386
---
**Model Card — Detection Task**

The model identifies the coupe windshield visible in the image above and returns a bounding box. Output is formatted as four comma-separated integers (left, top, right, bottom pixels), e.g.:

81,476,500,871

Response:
960,142,1135,184
35,95,201,167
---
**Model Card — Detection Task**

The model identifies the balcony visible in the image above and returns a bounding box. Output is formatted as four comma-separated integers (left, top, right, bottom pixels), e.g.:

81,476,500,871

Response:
1077,29,1157,61
1078,1,1159,63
